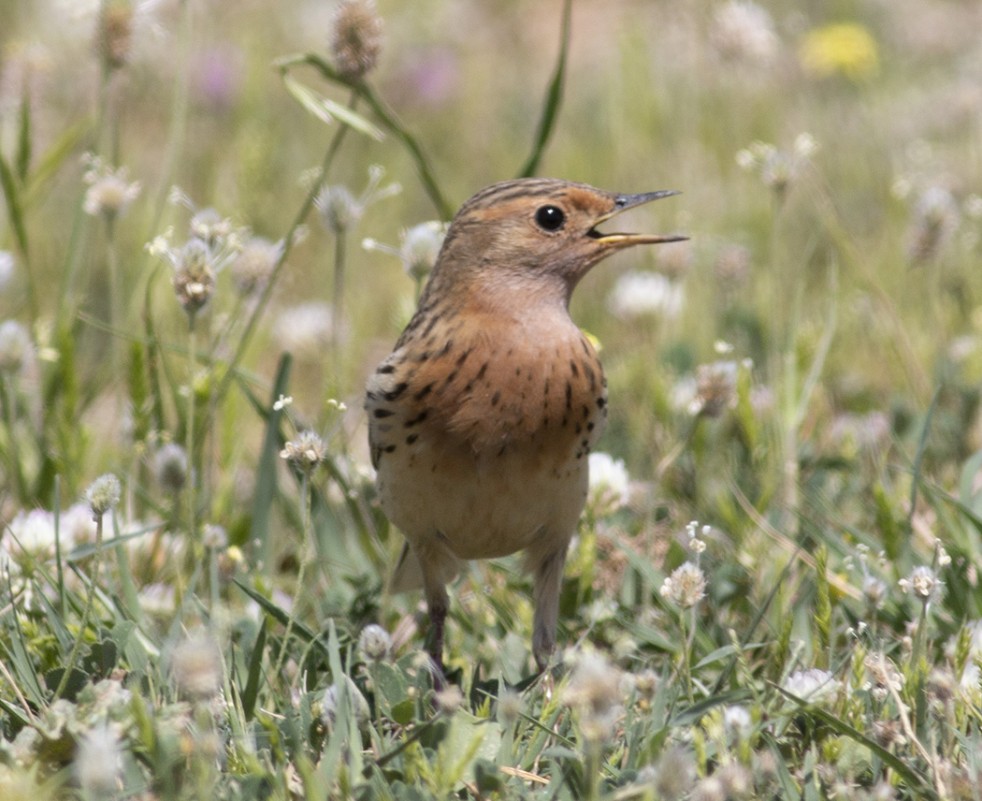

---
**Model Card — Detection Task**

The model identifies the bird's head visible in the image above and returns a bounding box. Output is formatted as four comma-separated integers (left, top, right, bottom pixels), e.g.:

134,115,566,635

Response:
432,178,686,304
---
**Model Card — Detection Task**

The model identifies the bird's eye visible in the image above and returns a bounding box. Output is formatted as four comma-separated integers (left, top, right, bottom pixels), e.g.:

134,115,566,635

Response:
534,205,566,232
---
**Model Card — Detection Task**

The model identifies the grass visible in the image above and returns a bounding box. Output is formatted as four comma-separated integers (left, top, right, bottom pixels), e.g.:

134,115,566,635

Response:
2,0,982,798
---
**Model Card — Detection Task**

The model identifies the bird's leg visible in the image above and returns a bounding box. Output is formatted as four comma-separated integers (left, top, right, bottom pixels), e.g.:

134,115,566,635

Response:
531,548,568,671
422,575,449,682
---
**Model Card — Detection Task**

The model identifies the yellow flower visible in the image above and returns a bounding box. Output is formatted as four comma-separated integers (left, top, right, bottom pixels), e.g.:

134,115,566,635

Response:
799,23,879,80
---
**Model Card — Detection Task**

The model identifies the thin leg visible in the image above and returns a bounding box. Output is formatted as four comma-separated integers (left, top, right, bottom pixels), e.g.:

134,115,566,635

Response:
422,573,449,680
531,548,567,671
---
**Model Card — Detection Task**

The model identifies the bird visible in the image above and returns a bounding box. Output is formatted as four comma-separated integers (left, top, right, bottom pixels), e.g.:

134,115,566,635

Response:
366,177,684,674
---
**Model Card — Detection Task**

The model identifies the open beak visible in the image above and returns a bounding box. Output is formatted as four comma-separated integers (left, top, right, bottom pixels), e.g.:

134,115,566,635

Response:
588,190,688,247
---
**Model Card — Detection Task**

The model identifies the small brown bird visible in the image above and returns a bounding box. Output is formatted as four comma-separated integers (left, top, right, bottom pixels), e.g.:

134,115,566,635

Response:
366,177,684,672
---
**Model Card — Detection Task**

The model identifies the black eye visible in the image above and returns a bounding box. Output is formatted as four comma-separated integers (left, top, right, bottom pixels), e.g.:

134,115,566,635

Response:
535,205,566,232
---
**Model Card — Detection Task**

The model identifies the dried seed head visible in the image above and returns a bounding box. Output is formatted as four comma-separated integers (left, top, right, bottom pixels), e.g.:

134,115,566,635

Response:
907,186,959,264
434,684,464,714
202,523,228,550
82,156,141,221
330,0,383,80
86,473,122,517
399,221,447,282
899,565,942,605
96,1,134,70
317,184,362,234
231,236,282,296
189,208,234,249
172,239,217,317
692,360,738,417
153,443,189,493
714,243,751,287
862,574,888,609
280,430,328,473
863,652,904,702
562,649,624,743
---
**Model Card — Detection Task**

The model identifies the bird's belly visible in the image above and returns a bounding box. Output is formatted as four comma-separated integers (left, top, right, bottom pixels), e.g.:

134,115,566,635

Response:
377,436,588,560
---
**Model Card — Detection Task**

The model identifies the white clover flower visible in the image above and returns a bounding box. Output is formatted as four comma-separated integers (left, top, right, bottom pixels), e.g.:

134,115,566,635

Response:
660,562,707,608
139,582,176,616
783,668,839,703
74,724,122,796
273,301,336,355
587,452,631,514
202,523,228,550
723,704,752,737
357,623,392,661
562,649,624,743
7,509,60,564
59,504,100,548
170,632,224,700
607,271,684,319
710,1,778,65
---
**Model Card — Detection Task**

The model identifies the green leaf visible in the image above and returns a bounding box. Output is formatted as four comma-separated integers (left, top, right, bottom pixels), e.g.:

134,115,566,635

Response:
83,640,118,678
283,74,384,141
0,151,29,256
44,667,90,702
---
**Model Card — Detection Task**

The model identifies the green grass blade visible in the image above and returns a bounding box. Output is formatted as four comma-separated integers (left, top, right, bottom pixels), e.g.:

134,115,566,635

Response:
283,74,384,141
518,0,572,177
16,93,31,181
0,151,29,257
241,619,267,721
248,353,292,566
